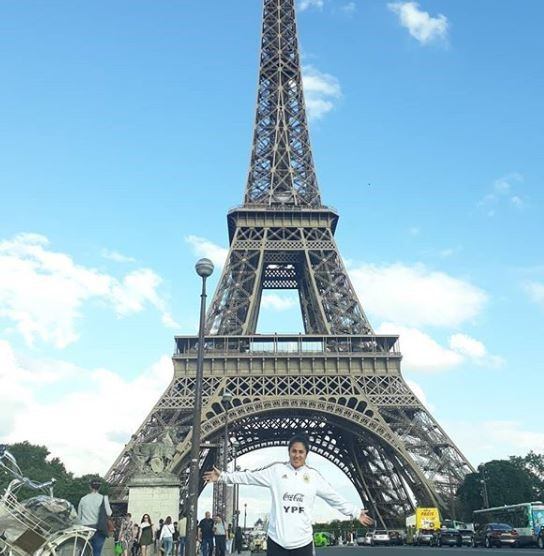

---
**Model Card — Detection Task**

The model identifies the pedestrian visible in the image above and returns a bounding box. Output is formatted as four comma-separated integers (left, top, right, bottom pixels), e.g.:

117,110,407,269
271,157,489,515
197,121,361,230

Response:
198,512,215,556
160,516,176,556
77,479,112,556
204,433,374,556
156,519,164,554
226,524,233,554
119,513,135,556
138,514,154,556
213,515,227,556
177,514,187,556
233,527,243,555
173,522,179,556
132,524,141,556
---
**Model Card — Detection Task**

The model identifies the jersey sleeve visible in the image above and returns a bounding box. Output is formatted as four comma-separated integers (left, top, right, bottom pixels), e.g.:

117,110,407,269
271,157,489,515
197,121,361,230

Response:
219,464,277,487
314,471,363,519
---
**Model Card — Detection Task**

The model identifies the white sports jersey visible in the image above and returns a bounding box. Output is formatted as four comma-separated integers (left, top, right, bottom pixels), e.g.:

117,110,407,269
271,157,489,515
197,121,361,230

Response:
220,461,363,549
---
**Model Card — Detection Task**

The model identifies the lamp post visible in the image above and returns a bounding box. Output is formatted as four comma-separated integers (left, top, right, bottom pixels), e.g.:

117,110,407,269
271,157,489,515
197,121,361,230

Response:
231,440,240,530
185,258,214,556
479,464,490,509
221,391,233,518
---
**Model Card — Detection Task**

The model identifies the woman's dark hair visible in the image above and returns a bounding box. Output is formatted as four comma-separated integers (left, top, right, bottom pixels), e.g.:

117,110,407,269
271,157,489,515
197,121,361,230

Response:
288,433,310,453
141,514,153,526
165,516,172,525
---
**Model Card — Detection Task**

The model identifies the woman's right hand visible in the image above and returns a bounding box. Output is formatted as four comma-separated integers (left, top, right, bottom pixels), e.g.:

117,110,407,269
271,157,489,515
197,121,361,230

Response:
203,466,221,483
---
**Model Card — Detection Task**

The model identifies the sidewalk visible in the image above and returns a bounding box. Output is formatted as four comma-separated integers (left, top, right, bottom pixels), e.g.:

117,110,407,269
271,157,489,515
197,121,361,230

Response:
102,541,252,556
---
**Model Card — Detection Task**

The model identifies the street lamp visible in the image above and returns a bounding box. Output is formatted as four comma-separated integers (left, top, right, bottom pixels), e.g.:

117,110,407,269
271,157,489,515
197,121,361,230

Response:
231,439,240,530
221,390,233,518
479,464,490,509
185,258,214,556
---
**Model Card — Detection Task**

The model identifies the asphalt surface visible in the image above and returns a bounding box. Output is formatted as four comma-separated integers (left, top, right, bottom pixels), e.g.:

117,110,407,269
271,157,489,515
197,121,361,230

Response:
316,547,542,556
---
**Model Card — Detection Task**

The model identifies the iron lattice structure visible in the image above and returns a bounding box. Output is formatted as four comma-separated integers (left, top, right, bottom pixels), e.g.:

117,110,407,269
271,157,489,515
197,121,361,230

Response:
106,0,473,525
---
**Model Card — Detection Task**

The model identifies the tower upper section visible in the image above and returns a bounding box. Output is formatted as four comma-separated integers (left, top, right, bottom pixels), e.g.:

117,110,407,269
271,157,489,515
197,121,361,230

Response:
244,0,322,208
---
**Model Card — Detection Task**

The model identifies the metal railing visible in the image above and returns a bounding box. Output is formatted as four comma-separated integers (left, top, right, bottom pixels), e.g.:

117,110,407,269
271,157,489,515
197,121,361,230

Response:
174,334,400,357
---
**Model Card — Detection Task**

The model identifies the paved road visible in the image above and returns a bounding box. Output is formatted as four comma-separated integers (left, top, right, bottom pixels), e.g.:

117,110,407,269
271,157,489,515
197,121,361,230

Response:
317,546,542,556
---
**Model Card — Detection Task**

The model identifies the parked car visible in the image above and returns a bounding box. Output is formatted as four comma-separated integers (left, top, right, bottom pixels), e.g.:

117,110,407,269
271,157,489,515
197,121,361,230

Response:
355,530,367,546
364,532,373,546
372,530,391,545
314,532,329,547
388,531,404,546
473,523,519,548
413,529,436,545
435,527,461,547
458,529,474,546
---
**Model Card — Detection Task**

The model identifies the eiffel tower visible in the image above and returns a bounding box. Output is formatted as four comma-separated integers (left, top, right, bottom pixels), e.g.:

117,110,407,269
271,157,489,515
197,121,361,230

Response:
106,0,473,525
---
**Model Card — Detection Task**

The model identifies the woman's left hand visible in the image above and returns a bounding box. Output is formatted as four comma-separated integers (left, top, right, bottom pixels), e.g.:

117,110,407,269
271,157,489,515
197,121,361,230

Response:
358,510,374,527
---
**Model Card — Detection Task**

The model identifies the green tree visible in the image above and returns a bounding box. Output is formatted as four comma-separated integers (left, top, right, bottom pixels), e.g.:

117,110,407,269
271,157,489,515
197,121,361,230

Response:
0,441,106,507
485,460,535,506
456,472,484,521
456,458,536,520
510,451,544,500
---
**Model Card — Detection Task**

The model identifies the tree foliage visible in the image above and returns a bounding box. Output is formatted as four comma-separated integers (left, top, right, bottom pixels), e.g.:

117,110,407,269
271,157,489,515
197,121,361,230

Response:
0,441,107,507
313,518,361,536
456,457,541,521
510,451,544,500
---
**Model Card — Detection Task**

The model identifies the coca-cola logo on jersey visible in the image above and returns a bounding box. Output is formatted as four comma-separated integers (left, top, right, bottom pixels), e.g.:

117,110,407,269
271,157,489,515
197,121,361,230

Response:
283,492,305,503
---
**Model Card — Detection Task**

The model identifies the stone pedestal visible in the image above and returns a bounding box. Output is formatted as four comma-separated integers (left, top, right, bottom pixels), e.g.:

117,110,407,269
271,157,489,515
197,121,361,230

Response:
128,473,181,526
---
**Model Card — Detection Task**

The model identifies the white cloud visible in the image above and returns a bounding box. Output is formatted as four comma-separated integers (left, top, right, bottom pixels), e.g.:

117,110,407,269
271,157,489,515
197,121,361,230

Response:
446,420,544,466
439,247,458,258
100,249,136,264
299,0,324,11
349,262,487,328
388,2,448,45
449,333,486,359
478,173,525,215
0,338,173,475
341,2,356,15
524,281,544,308
185,235,228,269
405,378,434,411
449,333,504,368
302,65,342,121
377,323,502,372
0,233,177,348
378,322,463,372
261,293,298,311
510,195,524,208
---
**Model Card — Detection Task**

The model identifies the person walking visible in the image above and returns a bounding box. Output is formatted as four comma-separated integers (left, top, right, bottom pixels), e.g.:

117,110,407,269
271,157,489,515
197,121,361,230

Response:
213,515,227,556
226,524,233,554
198,512,215,556
204,433,374,556
132,524,141,556
138,514,154,556
177,515,187,556
155,519,164,554
119,513,135,556
173,522,179,556
77,479,112,556
160,516,176,556
233,527,243,555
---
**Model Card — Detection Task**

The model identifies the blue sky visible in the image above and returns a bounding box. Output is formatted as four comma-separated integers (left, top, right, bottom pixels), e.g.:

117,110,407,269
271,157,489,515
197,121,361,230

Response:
1,0,543,523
